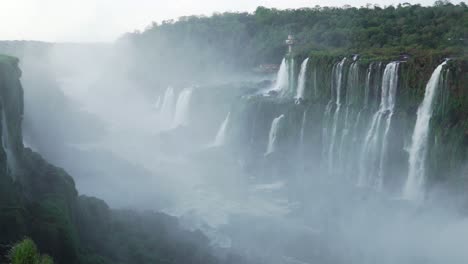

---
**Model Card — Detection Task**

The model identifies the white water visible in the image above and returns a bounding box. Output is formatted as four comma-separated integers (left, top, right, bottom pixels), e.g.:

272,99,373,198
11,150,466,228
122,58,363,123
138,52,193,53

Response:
403,61,447,201
327,58,347,174
337,62,359,169
1,110,16,177
273,59,289,94
313,67,318,98
265,114,285,155
154,95,161,110
295,58,309,100
363,63,373,108
212,112,231,147
358,62,399,188
160,87,176,127
172,88,193,128
299,110,307,147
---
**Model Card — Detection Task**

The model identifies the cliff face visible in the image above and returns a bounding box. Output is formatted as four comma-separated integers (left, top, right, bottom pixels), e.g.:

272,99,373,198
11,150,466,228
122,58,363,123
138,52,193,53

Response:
0,55,228,264
0,55,24,179
225,54,467,200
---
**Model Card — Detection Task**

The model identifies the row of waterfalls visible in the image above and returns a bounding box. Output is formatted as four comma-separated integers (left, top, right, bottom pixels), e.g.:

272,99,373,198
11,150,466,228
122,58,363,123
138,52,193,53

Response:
154,55,454,203
156,87,194,130
263,56,449,201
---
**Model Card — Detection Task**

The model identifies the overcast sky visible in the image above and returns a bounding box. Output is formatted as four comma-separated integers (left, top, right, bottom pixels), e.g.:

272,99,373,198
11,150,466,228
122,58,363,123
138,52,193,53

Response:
1,0,441,42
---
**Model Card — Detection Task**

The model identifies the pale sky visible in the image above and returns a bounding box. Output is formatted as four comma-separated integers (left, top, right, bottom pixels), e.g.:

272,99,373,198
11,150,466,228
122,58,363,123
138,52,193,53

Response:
1,0,438,42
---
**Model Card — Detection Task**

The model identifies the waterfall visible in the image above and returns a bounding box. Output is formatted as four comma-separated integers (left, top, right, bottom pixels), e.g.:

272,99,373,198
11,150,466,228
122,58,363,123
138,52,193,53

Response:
358,62,399,189
312,67,318,99
160,87,176,126
299,110,307,147
265,114,285,155
173,88,193,128
295,58,309,100
403,61,447,201
154,95,161,110
272,58,289,94
212,112,231,147
327,58,347,174
363,63,373,109
1,110,16,176
289,57,295,95
338,62,359,170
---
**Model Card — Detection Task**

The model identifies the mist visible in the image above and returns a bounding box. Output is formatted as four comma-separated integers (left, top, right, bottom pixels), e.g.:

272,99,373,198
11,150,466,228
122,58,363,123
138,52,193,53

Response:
1,4,467,264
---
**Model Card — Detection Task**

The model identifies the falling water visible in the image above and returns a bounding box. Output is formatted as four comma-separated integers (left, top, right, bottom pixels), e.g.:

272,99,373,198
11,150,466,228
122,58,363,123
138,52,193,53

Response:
363,63,373,109
265,114,285,155
288,57,295,96
358,62,399,189
312,67,318,99
327,58,347,174
1,110,16,176
154,96,161,110
173,88,193,128
212,112,231,147
295,58,309,100
338,62,359,169
299,110,307,147
403,61,447,201
160,87,176,126
272,58,289,94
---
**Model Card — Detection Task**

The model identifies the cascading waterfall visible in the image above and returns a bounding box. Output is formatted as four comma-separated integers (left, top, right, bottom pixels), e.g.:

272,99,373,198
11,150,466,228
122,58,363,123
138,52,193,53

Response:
322,61,339,167
312,67,318,99
288,57,295,96
295,58,309,100
299,110,307,147
1,110,16,176
265,114,285,155
363,63,374,109
212,112,231,147
338,61,359,173
358,62,399,189
403,61,447,201
350,63,374,146
154,95,161,110
173,88,193,128
160,86,176,126
327,58,347,174
272,58,289,94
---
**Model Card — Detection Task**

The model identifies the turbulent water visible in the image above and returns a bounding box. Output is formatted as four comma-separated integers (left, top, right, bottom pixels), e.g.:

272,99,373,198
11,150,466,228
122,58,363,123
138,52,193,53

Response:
358,62,399,189
273,58,289,95
265,114,285,155
326,57,347,175
403,61,447,201
172,88,193,128
295,58,309,100
160,86,176,127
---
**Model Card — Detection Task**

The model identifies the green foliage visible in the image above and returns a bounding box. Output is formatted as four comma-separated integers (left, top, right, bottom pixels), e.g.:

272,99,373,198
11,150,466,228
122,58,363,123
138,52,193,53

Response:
8,238,54,264
123,3,467,88
9,238,38,264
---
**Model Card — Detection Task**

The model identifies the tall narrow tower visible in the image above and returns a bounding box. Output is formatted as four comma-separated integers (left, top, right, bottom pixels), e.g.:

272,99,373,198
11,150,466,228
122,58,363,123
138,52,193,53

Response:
285,35,295,54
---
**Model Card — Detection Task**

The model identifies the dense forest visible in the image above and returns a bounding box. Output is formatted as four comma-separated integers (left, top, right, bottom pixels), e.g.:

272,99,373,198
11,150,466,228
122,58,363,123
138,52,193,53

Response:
124,2,467,87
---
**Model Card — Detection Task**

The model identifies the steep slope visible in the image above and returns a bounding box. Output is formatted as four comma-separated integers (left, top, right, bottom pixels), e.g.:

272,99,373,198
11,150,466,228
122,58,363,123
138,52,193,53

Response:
0,55,236,264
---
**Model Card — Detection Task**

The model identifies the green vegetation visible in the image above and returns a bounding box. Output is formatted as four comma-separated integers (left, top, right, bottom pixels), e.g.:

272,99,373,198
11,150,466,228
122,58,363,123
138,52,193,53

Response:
0,56,240,264
0,3,466,263
8,238,54,264
124,2,467,87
